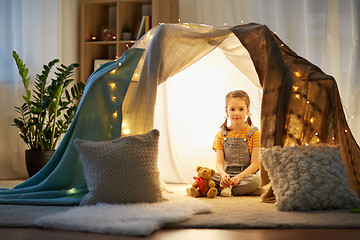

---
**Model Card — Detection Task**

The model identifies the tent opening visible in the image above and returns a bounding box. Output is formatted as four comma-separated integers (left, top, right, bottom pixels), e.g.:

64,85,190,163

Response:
154,45,263,183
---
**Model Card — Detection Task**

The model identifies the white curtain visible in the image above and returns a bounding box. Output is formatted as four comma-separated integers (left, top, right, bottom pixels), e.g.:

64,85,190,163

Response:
0,0,80,179
154,0,360,183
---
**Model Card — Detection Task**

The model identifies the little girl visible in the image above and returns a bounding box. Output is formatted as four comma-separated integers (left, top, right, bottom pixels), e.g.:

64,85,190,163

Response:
212,90,261,196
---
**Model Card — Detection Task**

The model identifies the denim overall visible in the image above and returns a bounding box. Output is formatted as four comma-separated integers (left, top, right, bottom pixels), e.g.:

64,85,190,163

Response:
212,126,260,195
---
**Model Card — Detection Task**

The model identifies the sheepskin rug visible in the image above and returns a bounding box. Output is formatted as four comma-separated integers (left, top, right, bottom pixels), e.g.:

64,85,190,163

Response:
260,144,360,211
35,197,211,236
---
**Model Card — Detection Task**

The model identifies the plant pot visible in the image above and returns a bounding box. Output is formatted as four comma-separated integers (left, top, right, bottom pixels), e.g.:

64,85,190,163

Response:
25,150,55,177
122,32,132,40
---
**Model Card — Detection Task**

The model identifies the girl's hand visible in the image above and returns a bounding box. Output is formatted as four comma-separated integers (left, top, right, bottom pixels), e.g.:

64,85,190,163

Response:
229,174,245,187
220,174,231,188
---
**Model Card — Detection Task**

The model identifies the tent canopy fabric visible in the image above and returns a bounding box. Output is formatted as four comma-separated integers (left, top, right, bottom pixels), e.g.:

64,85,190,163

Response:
0,23,359,205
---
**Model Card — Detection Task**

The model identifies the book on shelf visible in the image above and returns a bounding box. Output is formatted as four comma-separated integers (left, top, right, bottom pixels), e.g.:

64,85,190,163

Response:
133,19,141,40
136,15,152,40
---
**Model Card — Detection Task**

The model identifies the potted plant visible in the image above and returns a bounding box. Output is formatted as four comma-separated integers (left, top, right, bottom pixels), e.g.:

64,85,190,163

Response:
12,50,85,177
122,25,132,40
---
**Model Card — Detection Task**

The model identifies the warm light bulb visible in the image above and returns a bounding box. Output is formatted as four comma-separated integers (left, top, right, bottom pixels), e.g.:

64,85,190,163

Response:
109,83,116,89
294,72,301,77
310,117,315,123
306,100,310,104
112,96,116,102
292,86,298,91
113,111,118,118
110,69,116,74
345,129,348,133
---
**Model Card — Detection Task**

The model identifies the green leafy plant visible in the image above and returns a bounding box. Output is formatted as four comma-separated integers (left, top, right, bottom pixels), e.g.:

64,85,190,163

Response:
12,50,85,151
122,25,131,33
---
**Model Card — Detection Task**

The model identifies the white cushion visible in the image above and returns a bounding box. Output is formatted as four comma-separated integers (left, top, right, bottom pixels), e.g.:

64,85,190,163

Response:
260,144,360,211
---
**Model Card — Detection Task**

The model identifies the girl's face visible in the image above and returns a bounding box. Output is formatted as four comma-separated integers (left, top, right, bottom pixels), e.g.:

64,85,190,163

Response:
226,97,249,126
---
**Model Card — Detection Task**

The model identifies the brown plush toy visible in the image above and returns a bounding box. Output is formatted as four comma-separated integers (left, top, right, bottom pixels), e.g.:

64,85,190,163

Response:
186,166,217,198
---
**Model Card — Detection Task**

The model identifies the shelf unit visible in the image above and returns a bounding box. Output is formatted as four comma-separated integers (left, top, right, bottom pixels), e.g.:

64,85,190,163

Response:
80,0,179,83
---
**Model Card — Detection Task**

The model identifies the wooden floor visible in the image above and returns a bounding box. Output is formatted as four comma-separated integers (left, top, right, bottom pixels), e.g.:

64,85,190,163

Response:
1,228,360,240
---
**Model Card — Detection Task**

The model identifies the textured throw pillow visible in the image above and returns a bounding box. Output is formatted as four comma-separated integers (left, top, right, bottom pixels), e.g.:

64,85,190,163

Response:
74,129,164,205
260,144,360,211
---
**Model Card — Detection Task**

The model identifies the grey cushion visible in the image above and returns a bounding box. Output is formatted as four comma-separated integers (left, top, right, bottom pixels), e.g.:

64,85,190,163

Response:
260,144,360,211
74,129,163,205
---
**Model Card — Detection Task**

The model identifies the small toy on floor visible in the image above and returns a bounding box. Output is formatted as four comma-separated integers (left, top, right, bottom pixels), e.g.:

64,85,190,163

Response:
220,185,233,197
186,166,217,198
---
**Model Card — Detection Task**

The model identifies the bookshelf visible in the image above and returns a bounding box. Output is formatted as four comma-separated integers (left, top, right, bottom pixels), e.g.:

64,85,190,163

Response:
80,0,179,83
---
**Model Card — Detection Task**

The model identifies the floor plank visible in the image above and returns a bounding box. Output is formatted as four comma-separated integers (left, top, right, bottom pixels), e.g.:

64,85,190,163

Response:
1,228,360,240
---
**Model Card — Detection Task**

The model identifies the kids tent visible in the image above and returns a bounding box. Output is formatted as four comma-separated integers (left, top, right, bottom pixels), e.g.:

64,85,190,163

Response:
0,23,359,205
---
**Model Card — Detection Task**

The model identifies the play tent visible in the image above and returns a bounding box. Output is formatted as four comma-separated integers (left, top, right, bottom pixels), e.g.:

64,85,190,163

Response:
0,23,359,205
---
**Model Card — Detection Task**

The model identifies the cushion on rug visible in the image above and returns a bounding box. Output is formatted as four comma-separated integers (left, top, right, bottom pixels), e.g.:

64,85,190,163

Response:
260,144,360,211
74,129,164,205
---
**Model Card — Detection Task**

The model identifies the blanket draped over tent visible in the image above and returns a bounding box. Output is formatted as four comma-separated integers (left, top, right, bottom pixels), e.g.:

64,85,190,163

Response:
0,23,359,205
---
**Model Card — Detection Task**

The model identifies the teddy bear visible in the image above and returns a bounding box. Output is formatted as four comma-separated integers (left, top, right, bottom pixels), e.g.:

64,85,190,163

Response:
186,166,217,198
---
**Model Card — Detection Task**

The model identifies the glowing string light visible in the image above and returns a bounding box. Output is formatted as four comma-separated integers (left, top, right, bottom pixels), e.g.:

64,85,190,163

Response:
68,188,77,194
113,111,118,119
310,117,315,124
294,71,301,77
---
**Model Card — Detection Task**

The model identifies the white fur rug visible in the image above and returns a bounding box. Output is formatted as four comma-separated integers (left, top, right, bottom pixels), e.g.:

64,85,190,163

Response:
35,197,211,236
